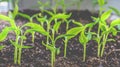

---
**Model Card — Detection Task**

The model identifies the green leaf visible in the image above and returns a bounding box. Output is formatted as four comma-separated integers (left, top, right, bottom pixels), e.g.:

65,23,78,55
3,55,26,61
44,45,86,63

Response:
42,41,54,51
109,6,120,16
0,46,5,50
36,15,47,23
50,13,71,21
107,39,115,42
110,27,117,36
18,12,31,20
0,14,16,28
117,24,120,30
98,0,105,7
20,36,26,40
110,19,120,27
53,22,61,33
66,27,82,40
79,31,88,45
0,14,12,21
86,32,92,40
0,27,14,41
72,21,83,26
101,10,112,21
44,10,54,16
13,4,19,19
55,34,74,42
10,40,33,48
100,23,107,31
85,22,95,28
56,47,60,55
23,23,49,36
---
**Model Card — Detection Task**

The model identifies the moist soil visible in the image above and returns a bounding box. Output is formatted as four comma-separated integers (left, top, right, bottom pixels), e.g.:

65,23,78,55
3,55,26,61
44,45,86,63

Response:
0,9,120,67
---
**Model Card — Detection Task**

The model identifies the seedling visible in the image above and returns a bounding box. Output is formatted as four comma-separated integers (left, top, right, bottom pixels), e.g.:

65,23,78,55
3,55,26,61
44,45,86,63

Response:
63,21,83,57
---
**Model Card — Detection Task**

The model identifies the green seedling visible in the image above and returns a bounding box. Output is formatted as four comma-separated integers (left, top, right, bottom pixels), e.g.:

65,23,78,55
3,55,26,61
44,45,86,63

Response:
79,23,95,62
42,34,71,67
63,22,83,57
0,1,34,64
93,9,120,57
23,22,62,67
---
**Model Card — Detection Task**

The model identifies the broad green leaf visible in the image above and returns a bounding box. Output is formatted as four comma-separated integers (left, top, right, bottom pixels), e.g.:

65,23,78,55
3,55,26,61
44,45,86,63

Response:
66,27,82,40
110,19,120,27
101,10,112,21
0,27,14,41
79,31,88,45
53,22,61,33
98,0,105,7
100,23,107,31
0,46,5,50
0,14,16,28
23,23,49,36
18,12,31,20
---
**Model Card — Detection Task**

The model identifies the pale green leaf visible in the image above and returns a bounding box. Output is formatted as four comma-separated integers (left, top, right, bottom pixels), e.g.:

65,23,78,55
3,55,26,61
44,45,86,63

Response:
23,23,49,36
66,27,82,40
110,19,120,27
53,22,61,33
98,0,105,7
101,10,112,21
0,27,14,41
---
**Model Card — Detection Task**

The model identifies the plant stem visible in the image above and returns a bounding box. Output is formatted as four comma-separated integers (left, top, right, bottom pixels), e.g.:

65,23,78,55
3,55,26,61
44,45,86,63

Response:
83,44,86,62
97,44,101,57
101,34,108,57
18,38,23,65
14,35,19,64
64,38,68,58
51,51,55,67
14,47,18,64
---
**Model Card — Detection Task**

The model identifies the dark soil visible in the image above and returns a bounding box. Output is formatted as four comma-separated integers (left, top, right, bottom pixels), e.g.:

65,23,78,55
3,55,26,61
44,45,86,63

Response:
0,9,120,67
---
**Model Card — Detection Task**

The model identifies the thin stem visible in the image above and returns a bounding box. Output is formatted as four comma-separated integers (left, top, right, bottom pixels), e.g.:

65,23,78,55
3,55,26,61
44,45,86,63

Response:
64,38,68,58
101,34,108,57
14,35,19,64
14,47,18,64
97,44,101,57
51,51,55,67
18,38,23,65
83,44,86,62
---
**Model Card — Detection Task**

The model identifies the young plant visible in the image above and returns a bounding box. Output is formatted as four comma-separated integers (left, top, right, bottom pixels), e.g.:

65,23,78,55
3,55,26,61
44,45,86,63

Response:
42,34,70,67
79,22,95,61
0,1,35,64
63,21,83,57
